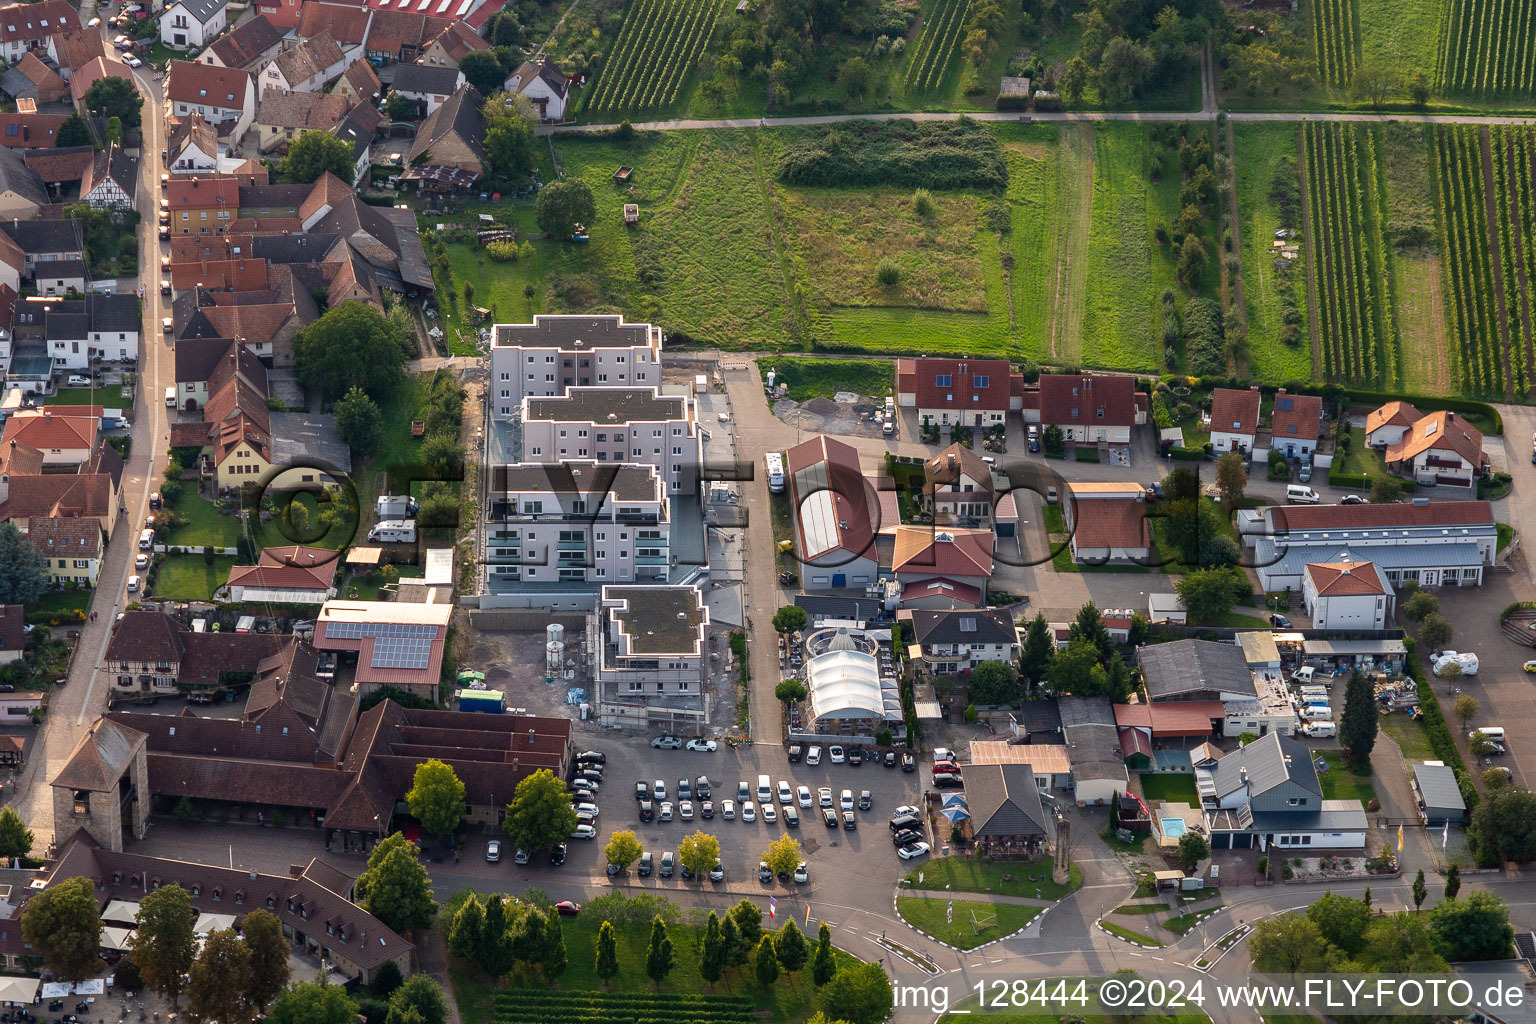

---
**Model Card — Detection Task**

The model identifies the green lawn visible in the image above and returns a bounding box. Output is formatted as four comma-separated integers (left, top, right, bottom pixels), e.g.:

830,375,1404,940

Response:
52,386,133,408
1137,773,1200,805
897,897,1041,950
164,490,242,549
1164,907,1223,935
1379,713,1435,761
1081,124,1163,372
152,555,236,601
355,374,426,525
345,565,425,601
450,910,858,1024
1205,611,1273,628
1098,919,1164,947
759,357,893,402
902,855,1081,899
1319,753,1378,805
1234,124,1314,384
1336,427,1396,485
28,589,92,622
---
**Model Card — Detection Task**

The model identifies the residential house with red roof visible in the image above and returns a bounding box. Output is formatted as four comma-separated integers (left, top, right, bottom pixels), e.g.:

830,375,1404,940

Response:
292,1,369,55
201,13,285,70
895,356,1023,433
0,436,122,539
1207,386,1262,454
419,19,487,68
502,56,568,121
335,56,380,105
890,525,993,603
1029,373,1141,445
1302,559,1394,629
1,408,98,466
167,354,273,490
1384,409,1485,489
921,441,1018,534
167,174,239,233
4,52,67,104
25,515,102,587
1063,482,1149,565
0,111,65,148
786,434,878,589
257,30,346,95
1268,388,1322,458
166,114,219,175
0,1,82,67
68,55,133,107
313,598,452,696
227,544,338,603
165,61,256,144
1364,399,1421,448
254,89,350,153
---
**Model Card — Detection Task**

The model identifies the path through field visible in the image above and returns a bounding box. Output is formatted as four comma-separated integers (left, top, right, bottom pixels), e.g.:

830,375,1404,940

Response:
1296,125,1325,380
1049,124,1093,362
1478,125,1517,398
1396,255,1455,394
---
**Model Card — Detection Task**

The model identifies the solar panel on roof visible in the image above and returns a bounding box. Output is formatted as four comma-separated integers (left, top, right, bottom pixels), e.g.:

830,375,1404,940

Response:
326,621,438,640
1276,396,1292,411
370,636,433,669
455,0,472,13
959,618,976,632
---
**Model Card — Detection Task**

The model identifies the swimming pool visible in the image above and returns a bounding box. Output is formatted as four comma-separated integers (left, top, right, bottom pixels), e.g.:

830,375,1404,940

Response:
1161,817,1188,838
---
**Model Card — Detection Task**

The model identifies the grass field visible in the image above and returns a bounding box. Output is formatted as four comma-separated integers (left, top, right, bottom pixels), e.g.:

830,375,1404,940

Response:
164,491,242,549
903,855,1081,898
152,555,236,602
758,357,893,401
1138,773,1200,805
1358,0,1441,74
28,589,91,621
897,897,1041,949
1319,753,1378,805
1380,713,1436,761
1081,125,1163,372
1235,125,1313,383
52,387,133,408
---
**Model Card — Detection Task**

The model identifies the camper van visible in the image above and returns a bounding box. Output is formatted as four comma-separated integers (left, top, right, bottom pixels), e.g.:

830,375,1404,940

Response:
368,520,417,544
376,495,420,520
1471,726,1506,743
765,452,785,494
1303,705,1333,721
1301,721,1337,739
1286,484,1321,504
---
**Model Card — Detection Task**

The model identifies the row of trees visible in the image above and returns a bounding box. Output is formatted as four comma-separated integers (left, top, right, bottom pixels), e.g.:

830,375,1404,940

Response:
448,892,566,979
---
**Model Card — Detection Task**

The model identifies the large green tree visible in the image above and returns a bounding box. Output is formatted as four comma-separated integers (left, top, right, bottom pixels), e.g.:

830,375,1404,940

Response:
294,303,410,404
772,605,808,634
818,961,892,1024
481,92,535,182
334,387,384,458
644,916,674,987
541,908,566,979
477,895,516,976
278,132,356,184
678,831,721,880
1430,891,1515,962
1019,613,1054,684
0,522,48,604
1044,639,1106,696
811,922,836,986
752,935,780,988
700,912,725,985
503,768,579,852
458,51,507,95
1339,669,1378,765
1247,913,1336,974
1175,566,1240,622
267,981,358,1024
406,759,466,839
21,876,101,981
55,114,92,148
0,807,33,861
447,895,484,962
603,830,643,872
534,179,596,238
386,975,447,1024
966,660,1021,705
1469,787,1536,864
1360,912,1449,972
594,920,619,984
1068,602,1116,664
762,835,802,879
131,884,198,1005
83,76,143,129
354,834,436,933
774,919,808,978
1306,891,1370,956
186,928,253,1024
243,909,290,1012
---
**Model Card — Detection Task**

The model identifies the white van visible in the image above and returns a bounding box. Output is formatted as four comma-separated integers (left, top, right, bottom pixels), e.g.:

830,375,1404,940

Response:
756,774,771,803
1290,666,1318,685
1303,705,1332,721
1472,727,1505,743
138,528,155,550
368,520,417,543
1297,685,1329,698
1286,484,1321,504
164,386,176,407
1302,721,1337,739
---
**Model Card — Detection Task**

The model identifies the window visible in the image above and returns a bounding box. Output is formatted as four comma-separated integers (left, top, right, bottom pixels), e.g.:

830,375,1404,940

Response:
973,375,989,388
935,374,952,387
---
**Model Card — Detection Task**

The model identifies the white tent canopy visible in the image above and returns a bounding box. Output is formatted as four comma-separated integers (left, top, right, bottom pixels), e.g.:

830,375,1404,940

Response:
101,900,140,925
0,977,38,1004
805,650,901,722
41,980,106,997
193,913,238,935
99,927,135,951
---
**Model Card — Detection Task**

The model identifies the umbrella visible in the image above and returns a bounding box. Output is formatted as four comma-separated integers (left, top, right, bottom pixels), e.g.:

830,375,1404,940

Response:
939,805,970,823
942,794,968,808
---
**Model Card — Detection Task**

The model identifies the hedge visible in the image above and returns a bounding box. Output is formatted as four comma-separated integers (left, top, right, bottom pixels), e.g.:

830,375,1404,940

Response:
1327,468,1370,488
1402,635,1479,815
1160,376,1505,435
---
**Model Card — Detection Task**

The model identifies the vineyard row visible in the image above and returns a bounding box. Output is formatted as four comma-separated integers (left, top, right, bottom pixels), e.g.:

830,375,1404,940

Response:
1437,0,1535,97
588,0,725,113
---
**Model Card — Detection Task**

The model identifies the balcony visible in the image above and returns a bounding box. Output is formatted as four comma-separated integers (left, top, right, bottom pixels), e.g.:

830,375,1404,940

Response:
634,555,669,565
556,539,588,550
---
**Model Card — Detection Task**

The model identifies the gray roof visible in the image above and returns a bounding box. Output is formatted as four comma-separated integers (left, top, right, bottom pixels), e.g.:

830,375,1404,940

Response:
964,764,1048,840
1013,700,1063,737
104,145,137,199
35,257,84,279
406,82,483,167
609,586,704,655
1256,539,1485,578
1412,762,1466,813
525,387,684,424
251,232,338,264
0,217,81,254
43,310,88,341
171,0,229,24
268,412,353,474
1137,638,1257,700
792,593,883,627
1207,732,1320,802
0,147,49,209
1247,800,1368,833
911,608,1015,647
87,293,140,333
1056,695,1127,782
490,463,659,502
391,63,461,96
493,314,655,352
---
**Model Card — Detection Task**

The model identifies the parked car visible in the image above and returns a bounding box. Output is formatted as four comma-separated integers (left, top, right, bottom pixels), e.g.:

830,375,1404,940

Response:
575,750,607,764
829,745,846,763
859,790,872,811
741,800,756,822
659,801,674,822
777,780,793,804
555,901,580,916
660,851,674,878
485,840,501,863
892,829,924,847
783,805,799,827
901,753,916,772
762,802,777,823
806,745,822,765
65,374,92,387
653,780,666,800
1270,613,1293,628
514,848,530,865
696,776,711,798
1339,494,1367,505
685,738,717,752
570,824,597,840
126,575,140,593
932,772,964,788
823,808,838,828
897,841,932,860
639,800,653,822
709,861,724,882
797,785,812,808
848,748,862,766
135,554,149,569
635,781,648,801
842,811,857,830
652,735,683,749
758,861,772,882
721,799,736,820
793,861,809,884
778,571,798,586
889,814,921,832
788,744,803,763
638,852,653,876
839,789,854,812
701,800,714,819
549,844,567,866
884,752,897,768
818,787,833,807
679,800,694,821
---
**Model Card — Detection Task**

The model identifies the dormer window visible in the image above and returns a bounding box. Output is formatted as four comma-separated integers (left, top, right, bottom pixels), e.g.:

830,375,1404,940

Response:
212,887,222,902
190,885,200,898
266,896,276,910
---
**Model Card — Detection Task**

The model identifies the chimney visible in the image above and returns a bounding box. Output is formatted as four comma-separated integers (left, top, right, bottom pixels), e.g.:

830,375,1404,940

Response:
527,728,535,747
1238,766,1249,786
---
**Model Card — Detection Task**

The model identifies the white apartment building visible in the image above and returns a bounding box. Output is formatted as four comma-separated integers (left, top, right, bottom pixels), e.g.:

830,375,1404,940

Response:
489,315,662,407
485,463,669,586
595,584,707,698
520,387,699,495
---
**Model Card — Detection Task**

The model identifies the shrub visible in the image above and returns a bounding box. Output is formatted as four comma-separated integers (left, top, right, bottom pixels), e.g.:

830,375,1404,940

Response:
776,119,1007,191
486,240,520,261
876,260,901,288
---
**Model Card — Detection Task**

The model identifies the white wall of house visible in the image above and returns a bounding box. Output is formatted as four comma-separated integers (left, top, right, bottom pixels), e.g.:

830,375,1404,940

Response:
161,2,226,49
1303,586,1392,630
489,344,658,404
1211,429,1255,453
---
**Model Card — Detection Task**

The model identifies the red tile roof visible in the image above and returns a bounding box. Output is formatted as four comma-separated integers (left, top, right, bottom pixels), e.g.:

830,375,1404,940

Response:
68,55,132,103
1366,400,1421,436
168,175,240,210
167,60,252,110
785,434,874,561
228,545,337,592
295,1,370,45
1037,374,1137,428
898,578,982,607
170,257,270,291
0,1,79,44
895,357,1016,411
1208,387,1261,436
1069,496,1149,551
1267,499,1493,533
0,112,65,148
1,411,96,450
1305,560,1388,596
1269,389,1321,442
1115,700,1224,736
1385,410,1484,468
891,526,993,578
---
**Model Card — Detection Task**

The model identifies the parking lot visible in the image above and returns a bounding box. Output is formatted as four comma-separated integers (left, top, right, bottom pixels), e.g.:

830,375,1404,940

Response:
501,730,929,897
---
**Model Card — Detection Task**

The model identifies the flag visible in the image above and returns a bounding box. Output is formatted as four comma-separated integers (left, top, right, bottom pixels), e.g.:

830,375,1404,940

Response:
1397,824,1403,852
769,898,777,920
946,900,953,925
1443,820,1449,850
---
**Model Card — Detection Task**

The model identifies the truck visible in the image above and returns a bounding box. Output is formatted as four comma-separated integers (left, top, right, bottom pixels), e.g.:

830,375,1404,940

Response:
1432,651,1479,677
368,520,417,543
376,495,420,520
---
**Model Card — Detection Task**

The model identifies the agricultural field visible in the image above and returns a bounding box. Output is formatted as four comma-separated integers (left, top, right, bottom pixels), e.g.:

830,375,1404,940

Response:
1310,0,1360,88
1357,0,1442,77
1437,0,1536,98
1429,125,1536,398
1234,124,1313,384
903,0,971,94
1301,122,1401,389
582,0,729,116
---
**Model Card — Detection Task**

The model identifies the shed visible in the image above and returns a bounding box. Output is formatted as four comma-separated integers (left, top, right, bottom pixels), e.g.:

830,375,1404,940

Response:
623,203,638,226
1411,761,1466,824
999,76,1031,99
1147,592,1186,625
